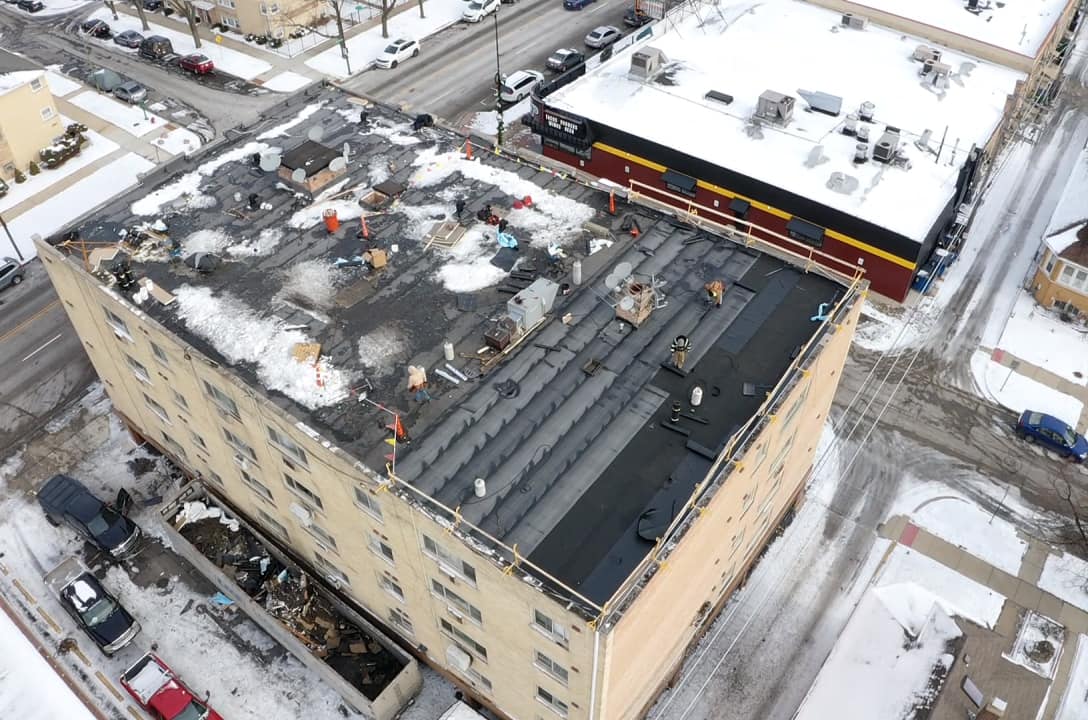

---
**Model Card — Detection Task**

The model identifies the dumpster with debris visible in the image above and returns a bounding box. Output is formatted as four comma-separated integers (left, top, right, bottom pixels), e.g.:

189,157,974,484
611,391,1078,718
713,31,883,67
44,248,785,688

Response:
159,483,422,720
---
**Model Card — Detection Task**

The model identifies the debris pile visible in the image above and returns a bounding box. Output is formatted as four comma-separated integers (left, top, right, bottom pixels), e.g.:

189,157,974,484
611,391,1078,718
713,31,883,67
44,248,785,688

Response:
175,501,402,700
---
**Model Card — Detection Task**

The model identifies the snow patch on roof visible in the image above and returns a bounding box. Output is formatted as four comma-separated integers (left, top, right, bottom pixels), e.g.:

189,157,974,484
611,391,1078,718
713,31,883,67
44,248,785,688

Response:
256,101,326,140
131,141,269,216
434,227,510,292
277,259,340,310
357,326,408,376
0,450,24,491
182,228,232,255
173,285,350,409
0,71,44,95
227,227,284,257
1045,141,1088,252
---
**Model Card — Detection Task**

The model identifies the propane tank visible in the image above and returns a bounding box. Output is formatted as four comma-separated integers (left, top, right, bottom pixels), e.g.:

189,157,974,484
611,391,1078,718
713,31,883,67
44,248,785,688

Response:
443,341,455,362
474,478,486,498
690,386,704,407
572,260,583,286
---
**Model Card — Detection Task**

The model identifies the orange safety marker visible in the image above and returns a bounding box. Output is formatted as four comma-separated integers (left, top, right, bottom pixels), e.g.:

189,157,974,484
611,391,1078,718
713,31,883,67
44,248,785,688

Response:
609,190,616,215
361,215,370,239
465,140,473,160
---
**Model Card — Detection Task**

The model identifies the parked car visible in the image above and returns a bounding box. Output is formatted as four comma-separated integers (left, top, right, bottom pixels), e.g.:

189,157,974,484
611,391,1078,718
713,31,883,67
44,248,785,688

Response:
374,38,419,69
114,29,145,48
121,653,223,720
0,257,24,292
178,53,214,74
1,0,20,5
584,25,622,48
462,0,498,22
546,47,585,72
18,0,44,10
37,474,142,558
623,6,652,26
564,0,595,10
44,558,140,655
138,35,174,60
81,19,112,37
500,69,544,103
1016,410,1088,461
113,80,147,104
143,0,163,9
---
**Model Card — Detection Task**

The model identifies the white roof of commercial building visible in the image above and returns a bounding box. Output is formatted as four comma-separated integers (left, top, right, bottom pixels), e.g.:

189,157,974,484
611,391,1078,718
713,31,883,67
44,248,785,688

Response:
545,0,1025,242
1044,140,1088,254
0,71,44,97
848,0,1070,57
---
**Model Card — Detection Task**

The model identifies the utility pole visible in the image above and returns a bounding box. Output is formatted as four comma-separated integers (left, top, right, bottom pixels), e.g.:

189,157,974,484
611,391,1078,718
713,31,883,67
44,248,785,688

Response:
492,10,503,147
0,214,23,262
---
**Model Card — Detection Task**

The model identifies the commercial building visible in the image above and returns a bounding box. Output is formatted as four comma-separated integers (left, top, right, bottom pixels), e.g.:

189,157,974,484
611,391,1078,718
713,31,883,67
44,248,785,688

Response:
526,0,1028,301
38,89,864,720
0,71,63,180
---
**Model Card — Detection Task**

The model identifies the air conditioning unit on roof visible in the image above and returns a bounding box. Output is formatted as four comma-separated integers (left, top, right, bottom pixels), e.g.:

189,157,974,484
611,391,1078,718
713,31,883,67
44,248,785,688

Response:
629,46,668,81
841,12,868,29
756,90,795,126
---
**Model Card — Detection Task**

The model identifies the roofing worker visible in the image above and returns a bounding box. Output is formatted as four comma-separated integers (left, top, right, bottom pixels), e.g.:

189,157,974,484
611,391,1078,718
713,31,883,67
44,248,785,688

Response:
671,335,693,369
704,279,725,308
407,365,431,403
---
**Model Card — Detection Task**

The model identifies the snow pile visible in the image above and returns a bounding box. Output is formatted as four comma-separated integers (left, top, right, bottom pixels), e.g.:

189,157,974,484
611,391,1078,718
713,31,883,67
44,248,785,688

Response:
182,228,233,255
287,180,365,229
357,326,408,377
262,71,314,93
365,119,421,146
970,349,1085,424
173,286,350,409
410,148,595,247
367,155,391,185
1039,551,1088,612
398,203,453,241
1003,610,1065,678
469,97,532,137
1056,635,1088,720
876,545,1006,629
257,102,326,140
0,610,97,719
131,142,269,216
794,590,961,720
175,501,240,532
43,382,110,434
434,228,509,292
227,228,284,257
993,291,1088,387
278,259,340,310
0,451,24,491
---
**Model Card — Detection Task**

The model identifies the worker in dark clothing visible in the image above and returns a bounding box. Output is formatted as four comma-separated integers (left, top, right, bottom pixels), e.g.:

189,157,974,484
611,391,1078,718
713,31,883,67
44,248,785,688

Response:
670,335,693,369
455,198,466,221
477,204,492,223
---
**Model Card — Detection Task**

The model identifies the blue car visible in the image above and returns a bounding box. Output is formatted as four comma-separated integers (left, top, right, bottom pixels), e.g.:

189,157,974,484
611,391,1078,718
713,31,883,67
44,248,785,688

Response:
1016,410,1088,461
564,0,595,9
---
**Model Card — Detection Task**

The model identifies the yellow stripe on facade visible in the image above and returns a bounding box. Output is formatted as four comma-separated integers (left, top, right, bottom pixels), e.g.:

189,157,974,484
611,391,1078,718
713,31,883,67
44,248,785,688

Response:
592,142,917,271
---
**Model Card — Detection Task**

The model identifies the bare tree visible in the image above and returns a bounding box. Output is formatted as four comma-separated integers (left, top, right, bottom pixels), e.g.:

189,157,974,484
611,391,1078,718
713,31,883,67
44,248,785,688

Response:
379,0,398,38
284,0,352,73
133,1,152,32
165,0,202,48
1052,471,1088,554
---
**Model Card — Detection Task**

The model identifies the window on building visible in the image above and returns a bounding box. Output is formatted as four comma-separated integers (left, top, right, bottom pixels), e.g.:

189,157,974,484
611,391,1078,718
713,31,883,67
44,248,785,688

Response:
1074,268,1088,292
779,381,810,431
240,469,273,501
172,390,189,411
431,579,483,624
266,425,308,466
1044,254,1056,276
259,1,279,13
103,307,131,340
256,509,290,541
747,440,768,476
283,473,323,510
389,607,414,635
730,529,745,553
144,393,170,423
223,427,258,462
536,687,569,717
353,487,383,521
467,668,492,691
204,380,240,419
30,77,43,91
217,0,234,7
221,14,239,26
315,555,350,586
126,354,152,384
440,619,488,660
150,342,170,366
767,432,797,481
532,609,569,648
740,492,754,515
368,535,395,564
422,535,477,585
534,650,569,685
40,106,55,121
302,519,337,551
190,431,207,449
206,470,224,487
379,573,405,602
160,430,186,459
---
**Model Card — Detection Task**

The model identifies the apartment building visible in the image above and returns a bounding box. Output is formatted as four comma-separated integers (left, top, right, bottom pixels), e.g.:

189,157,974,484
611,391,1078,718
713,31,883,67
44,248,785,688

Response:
37,92,864,720
210,0,325,38
1031,140,1088,316
0,71,63,180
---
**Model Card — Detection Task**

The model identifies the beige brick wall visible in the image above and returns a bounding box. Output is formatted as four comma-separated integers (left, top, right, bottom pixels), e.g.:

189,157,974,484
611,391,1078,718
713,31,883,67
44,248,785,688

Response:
1032,251,1088,315
213,0,324,37
0,76,63,178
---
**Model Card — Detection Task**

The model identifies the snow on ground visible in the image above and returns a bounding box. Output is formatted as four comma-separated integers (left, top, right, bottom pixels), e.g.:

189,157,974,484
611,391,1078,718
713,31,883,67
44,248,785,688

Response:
1056,634,1088,720
357,326,408,377
85,7,273,80
470,97,532,137
970,350,1085,425
1003,610,1065,678
0,451,24,491
68,91,164,137
43,382,110,435
1039,551,1088,613
875,545,1007,629
992,290,1088,387
29,0,96,16
172,285,351,408
410,147,595,248
793,590,960,720
262,71,314,93
256,101,326,140
7,153,154,261
0,127,118,213
45,70,82,97
434,227,510,292
0,609,96,719
305,0,466,78
150,126,203,156
131,141,267,216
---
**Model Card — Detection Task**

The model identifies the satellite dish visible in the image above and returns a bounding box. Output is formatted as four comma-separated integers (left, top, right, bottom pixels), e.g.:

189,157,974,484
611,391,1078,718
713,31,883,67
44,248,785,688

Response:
619,295,636,311
614,261,633,278
291,168,307,183
342,142,351,159
604,272,622,291
307,125,325,142
329,156,347,172
259,152,281,172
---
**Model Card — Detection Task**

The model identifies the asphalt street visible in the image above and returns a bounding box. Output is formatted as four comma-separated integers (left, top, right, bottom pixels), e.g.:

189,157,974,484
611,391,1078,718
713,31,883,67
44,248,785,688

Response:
343,0,631,125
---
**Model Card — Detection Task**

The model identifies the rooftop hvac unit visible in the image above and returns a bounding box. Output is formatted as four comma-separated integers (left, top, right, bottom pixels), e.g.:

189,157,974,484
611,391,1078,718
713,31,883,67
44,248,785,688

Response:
756,90,795,125
873,127,900,163
912,45,942,63
446,645,472,672
841,12,868,29
629,47,668,81
507,278,559,332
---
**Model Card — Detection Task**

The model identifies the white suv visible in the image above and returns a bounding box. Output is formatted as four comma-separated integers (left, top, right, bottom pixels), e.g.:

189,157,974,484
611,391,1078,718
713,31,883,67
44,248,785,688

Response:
500,70,544,102
463,0,499,22
375,38,420,69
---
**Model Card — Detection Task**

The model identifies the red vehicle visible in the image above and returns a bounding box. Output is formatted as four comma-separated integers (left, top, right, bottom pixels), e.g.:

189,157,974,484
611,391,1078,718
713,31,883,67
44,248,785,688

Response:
120,653,223,720
178,53,214,74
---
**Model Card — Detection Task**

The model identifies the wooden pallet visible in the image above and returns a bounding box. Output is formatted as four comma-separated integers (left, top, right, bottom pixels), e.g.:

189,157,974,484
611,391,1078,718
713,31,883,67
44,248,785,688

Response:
423,220,467,250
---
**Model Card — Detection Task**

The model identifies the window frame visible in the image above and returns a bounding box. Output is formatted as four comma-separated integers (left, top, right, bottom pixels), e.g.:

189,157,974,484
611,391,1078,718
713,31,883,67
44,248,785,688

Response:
125,354,151,384
439,618,488,661
379,573,405,602
314,554,350,586
353,486,384,521
536,686,569,717
431,578,483,624
204,380,240,419
144,393,170,423
150,342,170,366
534,650,570,685
267,425,309,466
256,509,290,541
223,427,258,462
532,609,569,648
283,473,324,510
240,469,273,501
422,534,477,586
368,535,395,565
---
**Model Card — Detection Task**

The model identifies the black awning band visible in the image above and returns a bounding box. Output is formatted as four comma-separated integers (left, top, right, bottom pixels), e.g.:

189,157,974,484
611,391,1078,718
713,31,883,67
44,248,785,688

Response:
662,169,697,192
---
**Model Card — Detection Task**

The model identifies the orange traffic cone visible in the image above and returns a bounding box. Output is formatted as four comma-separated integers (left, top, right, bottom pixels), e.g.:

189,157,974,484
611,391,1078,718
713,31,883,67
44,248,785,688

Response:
465,140,473,160
361,215,370,239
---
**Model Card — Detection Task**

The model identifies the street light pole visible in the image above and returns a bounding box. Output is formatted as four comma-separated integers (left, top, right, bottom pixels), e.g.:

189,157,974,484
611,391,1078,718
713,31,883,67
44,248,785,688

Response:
492,10,504,147
0,214,25,262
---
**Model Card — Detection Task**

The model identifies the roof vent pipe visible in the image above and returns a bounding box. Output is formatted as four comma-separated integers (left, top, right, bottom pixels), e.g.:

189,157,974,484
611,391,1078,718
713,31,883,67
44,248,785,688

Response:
474,478,486,498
